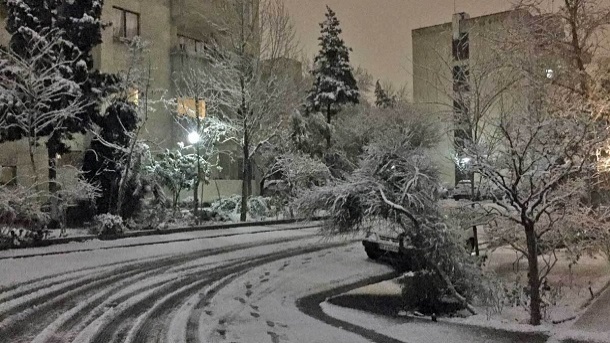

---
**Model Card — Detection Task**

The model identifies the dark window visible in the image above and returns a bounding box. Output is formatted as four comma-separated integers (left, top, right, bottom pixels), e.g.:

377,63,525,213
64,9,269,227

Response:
453,65,470,92
178,35,206,54
113,7,140,40
0,166,16,186
452,32,469,60
453,99,468,115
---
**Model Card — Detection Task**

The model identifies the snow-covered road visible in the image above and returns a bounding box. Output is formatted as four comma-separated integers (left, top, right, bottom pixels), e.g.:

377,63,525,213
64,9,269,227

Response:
0,224,571,343
0,225,397,343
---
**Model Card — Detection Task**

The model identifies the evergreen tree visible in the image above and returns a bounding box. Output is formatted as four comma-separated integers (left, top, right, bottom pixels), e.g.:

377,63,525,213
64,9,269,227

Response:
4,0,115,204
374,80,394,108
82,100,142,217
307,6,359,149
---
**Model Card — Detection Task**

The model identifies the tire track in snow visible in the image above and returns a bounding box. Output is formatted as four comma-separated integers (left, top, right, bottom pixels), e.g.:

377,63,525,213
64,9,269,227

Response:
1,234,319,343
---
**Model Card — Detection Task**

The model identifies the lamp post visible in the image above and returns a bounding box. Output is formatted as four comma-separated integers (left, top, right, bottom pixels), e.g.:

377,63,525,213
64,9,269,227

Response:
190,97,203,222
460,156,479,256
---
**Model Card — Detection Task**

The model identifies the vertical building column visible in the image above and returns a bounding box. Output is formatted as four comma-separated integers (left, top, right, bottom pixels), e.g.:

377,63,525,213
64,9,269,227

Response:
451,12,470,184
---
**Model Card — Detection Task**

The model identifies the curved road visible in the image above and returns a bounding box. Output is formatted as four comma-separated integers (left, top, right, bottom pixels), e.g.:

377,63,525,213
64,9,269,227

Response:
0,224,559,343
0,226,397,343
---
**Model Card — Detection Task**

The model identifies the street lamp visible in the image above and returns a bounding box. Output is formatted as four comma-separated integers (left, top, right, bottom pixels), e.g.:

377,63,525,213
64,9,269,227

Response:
188,131,200,144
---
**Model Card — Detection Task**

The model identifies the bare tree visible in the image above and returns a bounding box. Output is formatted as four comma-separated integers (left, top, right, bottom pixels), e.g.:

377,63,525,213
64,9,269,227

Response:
465,82,607,324
199,0,304,221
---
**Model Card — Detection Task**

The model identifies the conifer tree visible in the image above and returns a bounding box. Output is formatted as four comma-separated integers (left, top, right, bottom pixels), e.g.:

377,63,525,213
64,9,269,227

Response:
307,6,359,149
374,80,394,108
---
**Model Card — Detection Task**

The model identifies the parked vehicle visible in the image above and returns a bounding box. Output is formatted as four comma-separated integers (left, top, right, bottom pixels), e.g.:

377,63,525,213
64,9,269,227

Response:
362,226,475,265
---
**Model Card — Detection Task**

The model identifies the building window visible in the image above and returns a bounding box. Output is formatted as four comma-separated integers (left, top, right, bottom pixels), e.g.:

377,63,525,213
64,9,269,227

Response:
452,32,469,61
113,7,140,40
177,98,206,119
0,166,17,186
178,35,206,54
453,65,470,92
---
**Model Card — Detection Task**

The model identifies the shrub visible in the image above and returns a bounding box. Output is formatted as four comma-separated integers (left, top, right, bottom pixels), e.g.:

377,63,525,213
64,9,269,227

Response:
207,195,273,221
91,214,126,237
400,270,463,315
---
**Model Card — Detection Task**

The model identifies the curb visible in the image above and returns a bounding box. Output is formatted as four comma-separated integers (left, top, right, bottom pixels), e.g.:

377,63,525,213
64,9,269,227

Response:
307,273,550,342
0,222,325,260
4,216,329,250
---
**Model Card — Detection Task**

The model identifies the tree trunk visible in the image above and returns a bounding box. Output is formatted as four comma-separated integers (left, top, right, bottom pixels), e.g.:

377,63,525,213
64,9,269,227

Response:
47,147,61,228
193,98,202,222
525,222,542,325
470,172,479,256
326,103,332,149
193,143,201,222
240,128,250,222
28,144,38,186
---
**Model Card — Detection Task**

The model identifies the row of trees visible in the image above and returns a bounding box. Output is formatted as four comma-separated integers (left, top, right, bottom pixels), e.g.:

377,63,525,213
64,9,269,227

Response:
0,0,375,227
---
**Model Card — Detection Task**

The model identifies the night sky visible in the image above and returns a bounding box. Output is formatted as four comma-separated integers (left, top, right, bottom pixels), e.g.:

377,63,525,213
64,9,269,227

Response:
284,0,535,98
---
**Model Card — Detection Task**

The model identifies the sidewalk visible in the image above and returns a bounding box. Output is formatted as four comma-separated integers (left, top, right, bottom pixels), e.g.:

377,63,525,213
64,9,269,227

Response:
0,221,323,260
321,273,610,343
572,284,610,333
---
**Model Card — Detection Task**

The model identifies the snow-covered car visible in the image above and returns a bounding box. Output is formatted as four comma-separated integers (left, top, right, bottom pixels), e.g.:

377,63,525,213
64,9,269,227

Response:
452,180,473,200
362,230,404,260
363,226,476,262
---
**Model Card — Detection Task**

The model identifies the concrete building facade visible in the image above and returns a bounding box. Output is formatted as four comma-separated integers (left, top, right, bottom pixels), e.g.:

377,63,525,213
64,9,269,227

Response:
0,0,259,202
412,10,524,186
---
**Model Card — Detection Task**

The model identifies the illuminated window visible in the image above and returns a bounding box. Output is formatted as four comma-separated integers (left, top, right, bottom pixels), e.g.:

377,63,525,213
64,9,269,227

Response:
128,88,139,105
177,98,206,119
113,7,140,40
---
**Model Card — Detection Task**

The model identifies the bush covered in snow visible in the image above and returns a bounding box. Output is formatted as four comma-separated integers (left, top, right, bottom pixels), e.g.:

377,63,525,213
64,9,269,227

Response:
91,214,126,237
206,195,274,221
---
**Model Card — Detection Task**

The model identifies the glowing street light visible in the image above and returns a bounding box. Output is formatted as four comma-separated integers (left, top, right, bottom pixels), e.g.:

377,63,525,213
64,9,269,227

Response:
188,131,200,144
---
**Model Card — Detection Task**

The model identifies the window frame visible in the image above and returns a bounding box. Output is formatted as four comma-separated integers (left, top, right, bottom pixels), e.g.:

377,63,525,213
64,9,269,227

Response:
178,34,206,54
113,6,140,40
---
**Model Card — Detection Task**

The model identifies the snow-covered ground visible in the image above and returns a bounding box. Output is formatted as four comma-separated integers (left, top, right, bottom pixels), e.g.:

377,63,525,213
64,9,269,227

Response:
0,224,402,343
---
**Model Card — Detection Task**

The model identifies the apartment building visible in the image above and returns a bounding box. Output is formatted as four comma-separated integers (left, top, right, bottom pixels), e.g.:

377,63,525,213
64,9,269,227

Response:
412,10,526,186
0,0,259,202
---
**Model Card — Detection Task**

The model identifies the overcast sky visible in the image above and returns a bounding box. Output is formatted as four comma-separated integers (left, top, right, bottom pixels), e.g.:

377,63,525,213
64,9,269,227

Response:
283,0,525,97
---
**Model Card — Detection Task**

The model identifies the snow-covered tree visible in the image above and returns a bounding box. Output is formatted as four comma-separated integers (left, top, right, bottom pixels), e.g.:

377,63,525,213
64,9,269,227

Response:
296,112,492,314
374,80,395,108
306,6,359,149
5,0,115,197
168,62,234,218
0,30,89,185
198,0,304,221
147,143,211,211
82,38,155,218
465,87,608,324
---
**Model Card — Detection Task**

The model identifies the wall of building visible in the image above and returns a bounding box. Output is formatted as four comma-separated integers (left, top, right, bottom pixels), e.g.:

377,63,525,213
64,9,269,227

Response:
411,11,520,186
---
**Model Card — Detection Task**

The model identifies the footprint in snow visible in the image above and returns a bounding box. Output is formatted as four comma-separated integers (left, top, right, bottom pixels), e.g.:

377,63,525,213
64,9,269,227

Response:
267,331,280,343
265,271,270,276
246,290,253,297
250,304,259,311
234,297,246,304
245,283,253,289
250,312,260,318
266,320,275,327
217,329,227,338
205,310,213,316
260,278,269,283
